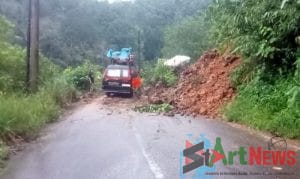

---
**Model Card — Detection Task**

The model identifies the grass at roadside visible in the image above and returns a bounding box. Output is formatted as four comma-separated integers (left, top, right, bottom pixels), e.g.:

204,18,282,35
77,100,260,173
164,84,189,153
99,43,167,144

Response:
0,77,77,139
0,76,77,168
0,94,59,139
223,75,300,139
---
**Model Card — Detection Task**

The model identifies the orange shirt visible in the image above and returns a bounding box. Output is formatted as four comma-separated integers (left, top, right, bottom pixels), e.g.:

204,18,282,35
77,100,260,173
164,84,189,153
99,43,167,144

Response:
132,77,142,90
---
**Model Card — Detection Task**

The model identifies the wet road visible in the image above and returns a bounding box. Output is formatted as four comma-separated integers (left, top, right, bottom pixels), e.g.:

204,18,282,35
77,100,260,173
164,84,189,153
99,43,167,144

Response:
1,97,299,179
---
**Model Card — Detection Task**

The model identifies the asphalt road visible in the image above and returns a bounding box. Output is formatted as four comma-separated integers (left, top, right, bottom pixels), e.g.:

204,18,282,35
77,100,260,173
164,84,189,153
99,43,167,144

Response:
1,97,299,179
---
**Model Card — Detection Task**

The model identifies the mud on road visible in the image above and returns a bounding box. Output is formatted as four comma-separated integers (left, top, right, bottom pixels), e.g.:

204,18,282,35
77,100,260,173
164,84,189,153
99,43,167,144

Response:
99,94,142,108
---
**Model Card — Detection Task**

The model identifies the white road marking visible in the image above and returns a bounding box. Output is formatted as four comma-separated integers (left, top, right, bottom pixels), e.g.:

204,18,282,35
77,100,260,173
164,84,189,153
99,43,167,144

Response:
133,128,164,179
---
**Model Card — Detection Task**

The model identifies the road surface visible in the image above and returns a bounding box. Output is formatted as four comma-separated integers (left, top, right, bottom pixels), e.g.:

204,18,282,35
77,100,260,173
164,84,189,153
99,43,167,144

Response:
1,96,299,179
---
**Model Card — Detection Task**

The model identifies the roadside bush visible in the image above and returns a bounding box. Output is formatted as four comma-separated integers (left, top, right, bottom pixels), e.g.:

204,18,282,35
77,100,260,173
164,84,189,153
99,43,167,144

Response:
287,49,300,114
40,77,77,108
0,16,26,93
63,61,102,90
271,108,300,138
40,55,62,82
142,61,178,87
224,75,300,138
140,61,155,85
0,45,25,93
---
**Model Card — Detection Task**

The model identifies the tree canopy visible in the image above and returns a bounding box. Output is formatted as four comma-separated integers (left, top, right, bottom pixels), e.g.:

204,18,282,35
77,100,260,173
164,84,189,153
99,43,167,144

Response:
0,0,211,66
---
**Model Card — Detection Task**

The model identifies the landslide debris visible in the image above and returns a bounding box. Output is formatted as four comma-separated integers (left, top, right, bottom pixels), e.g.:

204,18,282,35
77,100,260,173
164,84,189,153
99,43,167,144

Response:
145,50,241,118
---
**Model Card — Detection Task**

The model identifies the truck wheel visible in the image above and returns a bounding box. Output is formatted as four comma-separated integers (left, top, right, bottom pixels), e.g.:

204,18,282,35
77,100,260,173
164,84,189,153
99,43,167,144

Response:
106,92,111,97
128,90,133,98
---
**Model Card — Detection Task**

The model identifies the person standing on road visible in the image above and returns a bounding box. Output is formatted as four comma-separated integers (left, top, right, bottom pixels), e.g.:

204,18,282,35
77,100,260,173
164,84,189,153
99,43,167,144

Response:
132,76,142,97
88,70,95,92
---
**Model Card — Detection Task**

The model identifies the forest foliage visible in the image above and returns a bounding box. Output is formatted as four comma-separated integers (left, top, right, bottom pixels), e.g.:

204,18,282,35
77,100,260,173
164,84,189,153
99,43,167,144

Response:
0,0,210,66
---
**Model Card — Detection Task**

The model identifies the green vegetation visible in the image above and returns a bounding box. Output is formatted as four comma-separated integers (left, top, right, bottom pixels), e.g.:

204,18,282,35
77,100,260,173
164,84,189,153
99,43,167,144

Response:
63,61,102,91
0,16,60,161
223,75,299,138
0,0,210,65
0,17,25,93
209,0,300,138
162,15,211,60
134,103,173,113
225,50,300,138
0,94,59,138
0,15,101,163
142,61,178,87
163,0,300,138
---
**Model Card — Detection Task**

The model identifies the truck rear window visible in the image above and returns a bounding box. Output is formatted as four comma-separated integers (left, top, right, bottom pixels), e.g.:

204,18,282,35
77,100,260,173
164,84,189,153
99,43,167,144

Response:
122,70,129,77
107,69,130,77
107,69,121,77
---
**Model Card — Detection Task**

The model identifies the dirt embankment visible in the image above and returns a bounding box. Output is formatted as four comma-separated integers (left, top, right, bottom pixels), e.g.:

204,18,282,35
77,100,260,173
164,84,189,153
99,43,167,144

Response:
146,50,241,118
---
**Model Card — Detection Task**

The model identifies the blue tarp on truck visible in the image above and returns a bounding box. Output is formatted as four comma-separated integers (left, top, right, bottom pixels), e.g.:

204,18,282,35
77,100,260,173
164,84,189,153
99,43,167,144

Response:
107,48,132,61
